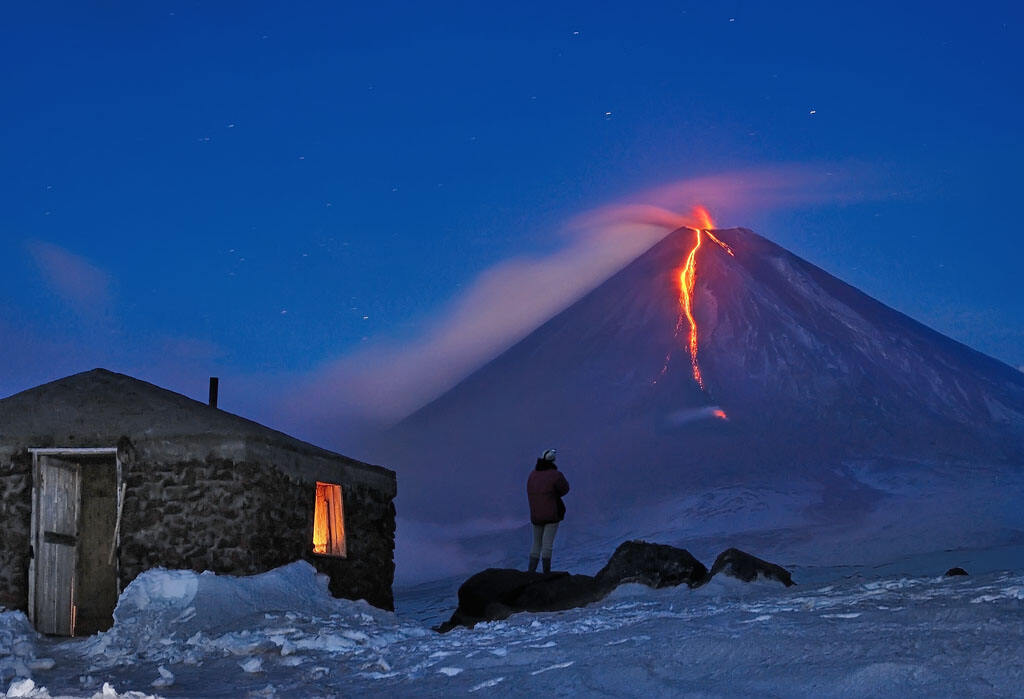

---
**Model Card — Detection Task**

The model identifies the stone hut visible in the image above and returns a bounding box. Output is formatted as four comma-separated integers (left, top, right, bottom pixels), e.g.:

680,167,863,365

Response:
0,369,397,636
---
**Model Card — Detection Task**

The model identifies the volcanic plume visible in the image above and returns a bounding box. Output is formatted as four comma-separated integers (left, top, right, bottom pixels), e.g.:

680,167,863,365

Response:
372,224,1024,525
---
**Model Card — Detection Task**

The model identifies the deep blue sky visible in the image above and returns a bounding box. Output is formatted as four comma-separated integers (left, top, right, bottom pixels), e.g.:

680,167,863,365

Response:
2,2,1021,441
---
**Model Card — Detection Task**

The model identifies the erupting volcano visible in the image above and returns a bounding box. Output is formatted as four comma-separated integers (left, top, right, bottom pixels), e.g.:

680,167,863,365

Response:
373,223,1024,529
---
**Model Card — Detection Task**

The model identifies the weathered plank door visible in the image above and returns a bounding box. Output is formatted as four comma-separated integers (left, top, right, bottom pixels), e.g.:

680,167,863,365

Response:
33,456,81,636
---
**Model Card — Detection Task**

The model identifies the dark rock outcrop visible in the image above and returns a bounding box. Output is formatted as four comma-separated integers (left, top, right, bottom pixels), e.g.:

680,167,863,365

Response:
438,542,796,631
596,540,707,589
944,567,969,577
707,547,795,587
436,568,607,632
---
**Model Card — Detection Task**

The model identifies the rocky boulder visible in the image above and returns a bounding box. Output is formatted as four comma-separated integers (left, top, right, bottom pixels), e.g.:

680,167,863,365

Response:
436,568,607,632
595,540,708,589
707,547,795,587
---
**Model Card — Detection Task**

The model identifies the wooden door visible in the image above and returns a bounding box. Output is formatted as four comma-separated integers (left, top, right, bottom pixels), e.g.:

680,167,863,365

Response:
33,456,81,636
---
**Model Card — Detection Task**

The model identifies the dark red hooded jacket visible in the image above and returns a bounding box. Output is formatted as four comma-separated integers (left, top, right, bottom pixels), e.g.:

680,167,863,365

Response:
527,460,570,525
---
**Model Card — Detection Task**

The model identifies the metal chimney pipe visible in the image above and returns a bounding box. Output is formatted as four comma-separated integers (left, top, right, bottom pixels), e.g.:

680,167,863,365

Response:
209,377,219,408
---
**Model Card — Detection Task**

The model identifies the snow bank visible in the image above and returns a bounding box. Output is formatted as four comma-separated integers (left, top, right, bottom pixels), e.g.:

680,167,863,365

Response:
73,561,414,672
114,569,197,618
0,610,47,687
2,609,160,698
4,561,436,696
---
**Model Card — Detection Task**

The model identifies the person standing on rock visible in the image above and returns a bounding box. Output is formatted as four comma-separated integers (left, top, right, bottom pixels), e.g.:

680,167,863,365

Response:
527,448,570,574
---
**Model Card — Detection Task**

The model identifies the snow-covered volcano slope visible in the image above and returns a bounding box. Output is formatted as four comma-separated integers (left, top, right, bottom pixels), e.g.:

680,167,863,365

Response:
4,560,1024,697
373,226,1024,575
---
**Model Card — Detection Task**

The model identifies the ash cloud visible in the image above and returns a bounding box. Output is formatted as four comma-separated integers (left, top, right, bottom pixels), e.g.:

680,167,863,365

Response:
26,240,113,315
573,162,879,233
281,163,874,447
280,222,669,443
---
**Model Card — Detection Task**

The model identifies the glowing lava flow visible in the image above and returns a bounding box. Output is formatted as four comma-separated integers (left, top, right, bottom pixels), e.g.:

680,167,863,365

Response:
706,230,734,256
655,205,732,410
679,227,705,388
670,206,730,392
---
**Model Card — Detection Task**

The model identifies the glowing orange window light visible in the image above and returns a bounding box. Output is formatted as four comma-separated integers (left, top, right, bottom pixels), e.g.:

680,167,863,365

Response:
313,482,347,557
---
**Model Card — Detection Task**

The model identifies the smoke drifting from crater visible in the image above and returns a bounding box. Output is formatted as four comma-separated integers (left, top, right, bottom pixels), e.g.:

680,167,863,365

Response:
282,164,876,447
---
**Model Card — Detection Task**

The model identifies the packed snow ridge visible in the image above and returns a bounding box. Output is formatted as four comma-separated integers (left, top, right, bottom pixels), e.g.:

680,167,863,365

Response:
3,555,1024,697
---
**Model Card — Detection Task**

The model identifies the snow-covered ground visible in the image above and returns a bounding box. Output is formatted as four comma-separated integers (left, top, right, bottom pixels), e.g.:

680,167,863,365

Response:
3,550,1024,698
4,464,1022,697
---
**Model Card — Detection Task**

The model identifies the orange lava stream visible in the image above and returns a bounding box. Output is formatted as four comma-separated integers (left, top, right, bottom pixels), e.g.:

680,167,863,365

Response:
705,230,734,256
656,205,730,416
680,228,705,389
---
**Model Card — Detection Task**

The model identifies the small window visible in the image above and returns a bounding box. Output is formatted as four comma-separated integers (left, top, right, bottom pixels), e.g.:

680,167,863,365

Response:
312,482,346,557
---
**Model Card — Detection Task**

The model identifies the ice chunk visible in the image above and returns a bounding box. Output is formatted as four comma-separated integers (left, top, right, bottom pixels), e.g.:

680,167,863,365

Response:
531,661,574,675
151,666,174,688
6,679,45,698
294,633,357,652
469,677,505,692
240,657,263,673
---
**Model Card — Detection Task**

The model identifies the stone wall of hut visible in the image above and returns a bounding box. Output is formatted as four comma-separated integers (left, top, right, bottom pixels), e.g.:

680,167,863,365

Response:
0,441,396,614
0,450,33,610
119,443,396,610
